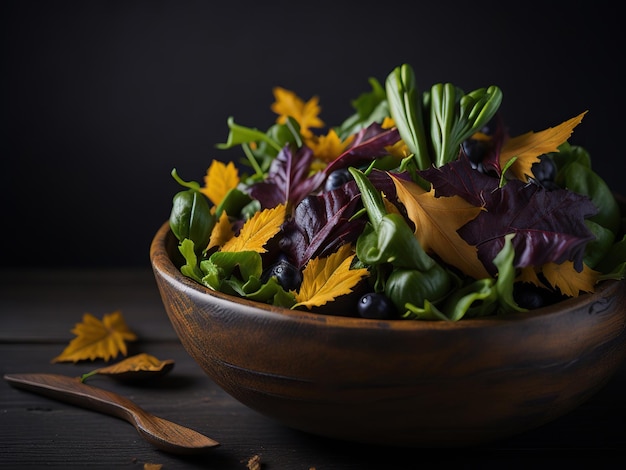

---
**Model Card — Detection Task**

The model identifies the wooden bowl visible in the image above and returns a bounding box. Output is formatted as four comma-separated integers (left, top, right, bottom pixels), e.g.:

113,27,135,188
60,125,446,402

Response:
150,221,626,447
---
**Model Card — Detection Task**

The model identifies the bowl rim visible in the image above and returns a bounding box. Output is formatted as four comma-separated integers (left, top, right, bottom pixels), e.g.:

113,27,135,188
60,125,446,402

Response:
150,220,624,331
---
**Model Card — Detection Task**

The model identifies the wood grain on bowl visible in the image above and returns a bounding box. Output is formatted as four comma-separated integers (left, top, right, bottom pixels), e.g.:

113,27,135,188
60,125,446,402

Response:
150,221,626,447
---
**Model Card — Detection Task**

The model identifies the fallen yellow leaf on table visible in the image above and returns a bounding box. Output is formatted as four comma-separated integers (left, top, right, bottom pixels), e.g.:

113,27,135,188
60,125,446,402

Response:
51,311,137,363
81,353,175,382
143,463,162,470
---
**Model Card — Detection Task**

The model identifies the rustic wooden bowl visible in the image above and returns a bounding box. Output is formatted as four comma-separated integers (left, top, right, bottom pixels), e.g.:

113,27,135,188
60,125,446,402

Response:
150,221,626,447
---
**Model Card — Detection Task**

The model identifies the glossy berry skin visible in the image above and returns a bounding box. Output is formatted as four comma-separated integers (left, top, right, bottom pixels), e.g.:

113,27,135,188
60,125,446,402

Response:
461,139,489,165
324,169,352,191
530,154,558,189
513,282,564,310
263,260,302,292
357,293,397,319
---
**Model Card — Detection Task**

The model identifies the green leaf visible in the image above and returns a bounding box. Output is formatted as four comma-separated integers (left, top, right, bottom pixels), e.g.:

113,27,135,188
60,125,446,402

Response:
348,167,387,227
216,116,282,152
199,258,222,290
356,214,435,271
558,161,620,234
439,233,524,321
207,250,263,282
441,278,498,321
178,239,204,283
551,142,591,171
336,77,389,139
385,64,431,169
596,234,626,276
242,276,297,307
428,83,463,168
402,299,449,321
583,220,615,268
385,264,451,314
428,83,502,167
169,186,215,253
215,188,253,219
492,233,525,314
384,64,502,171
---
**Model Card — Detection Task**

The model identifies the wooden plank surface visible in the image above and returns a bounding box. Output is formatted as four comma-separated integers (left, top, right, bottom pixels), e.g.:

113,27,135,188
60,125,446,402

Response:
2,268,626,468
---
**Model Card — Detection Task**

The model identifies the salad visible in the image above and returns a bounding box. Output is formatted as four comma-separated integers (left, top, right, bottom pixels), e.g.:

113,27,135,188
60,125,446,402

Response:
167,63,625,321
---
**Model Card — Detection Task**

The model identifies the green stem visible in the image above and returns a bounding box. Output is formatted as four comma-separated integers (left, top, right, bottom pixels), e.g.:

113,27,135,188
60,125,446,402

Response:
242,143,265,178
385,64,431,170
171,168,201,190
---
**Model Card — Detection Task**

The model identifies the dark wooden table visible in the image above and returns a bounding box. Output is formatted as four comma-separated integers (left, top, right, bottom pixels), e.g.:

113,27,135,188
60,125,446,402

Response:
2,268,625,469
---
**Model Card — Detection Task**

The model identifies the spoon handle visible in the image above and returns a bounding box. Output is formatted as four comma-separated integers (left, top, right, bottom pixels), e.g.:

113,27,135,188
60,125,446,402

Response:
4,373,219,454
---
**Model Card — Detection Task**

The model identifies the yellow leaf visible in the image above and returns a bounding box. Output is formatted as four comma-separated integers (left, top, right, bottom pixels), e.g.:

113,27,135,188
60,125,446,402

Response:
383,196,401,216
305,129,354,163
220,204,286,253
517,265,544,287
294,244,369,309
247,455,262,470
381,116,395,129
82,353,175,382
271,87,324,138
391,174,489,280
143,464,163,470
500,111,587,181
200,160,240,206
381,118,409,158
207,210,235,251
541,261,599,297
385,139,410,159
52,311,137,363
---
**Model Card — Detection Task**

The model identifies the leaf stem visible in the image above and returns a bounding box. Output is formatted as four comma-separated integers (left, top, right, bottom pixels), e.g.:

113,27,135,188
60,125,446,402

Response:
385,64,431,170
241,143,265,178
171,168,201,190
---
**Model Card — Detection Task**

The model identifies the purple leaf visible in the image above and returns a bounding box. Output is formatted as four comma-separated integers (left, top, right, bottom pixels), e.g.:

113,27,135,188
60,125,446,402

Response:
458,180,598,274
248,145,325,210
279,181,366,268
420,157,599,275
324,122,400,175
366,168,402,201
475,112,508,176
419,155,498,206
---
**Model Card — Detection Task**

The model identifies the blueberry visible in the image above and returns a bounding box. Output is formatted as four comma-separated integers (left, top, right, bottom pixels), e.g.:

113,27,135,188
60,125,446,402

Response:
461,139,489,164
324,169,352,191
357,293,397,319
513,283,562,309
531,154,557,186
262,260,302,291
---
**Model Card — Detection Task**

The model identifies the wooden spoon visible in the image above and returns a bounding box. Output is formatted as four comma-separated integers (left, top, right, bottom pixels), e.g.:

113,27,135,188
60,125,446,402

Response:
4,373,219,454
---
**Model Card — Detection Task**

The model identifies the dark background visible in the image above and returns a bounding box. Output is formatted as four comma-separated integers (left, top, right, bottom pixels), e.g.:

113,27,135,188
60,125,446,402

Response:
2,0,624,268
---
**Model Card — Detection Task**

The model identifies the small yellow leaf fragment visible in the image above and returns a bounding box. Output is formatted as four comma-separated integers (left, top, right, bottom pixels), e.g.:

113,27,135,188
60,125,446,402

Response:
305,128,354,163
221,204,286,253
541,261,599,297
271,87,324,138
51,311,138,363
207,210,235,251
294,244,369,309
246,454,262,470
500,111,587,181
143,463,162,470
200,160,240,206
517,266,543,287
